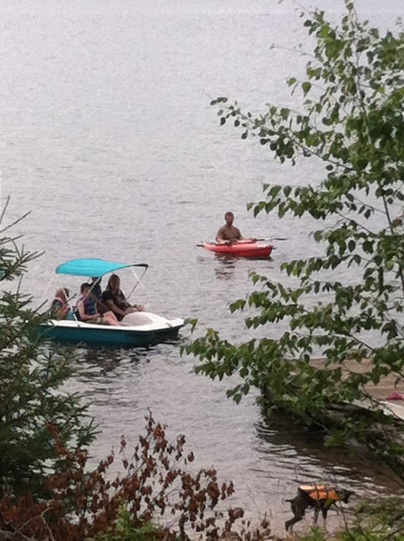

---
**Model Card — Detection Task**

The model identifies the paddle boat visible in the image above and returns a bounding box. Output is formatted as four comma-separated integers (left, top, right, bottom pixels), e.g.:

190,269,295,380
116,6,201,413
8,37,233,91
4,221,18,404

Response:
39,258,184,348
200,239,273,259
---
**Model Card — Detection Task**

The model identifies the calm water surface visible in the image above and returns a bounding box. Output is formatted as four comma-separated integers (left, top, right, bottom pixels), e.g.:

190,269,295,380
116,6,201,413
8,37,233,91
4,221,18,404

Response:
1,0,403,534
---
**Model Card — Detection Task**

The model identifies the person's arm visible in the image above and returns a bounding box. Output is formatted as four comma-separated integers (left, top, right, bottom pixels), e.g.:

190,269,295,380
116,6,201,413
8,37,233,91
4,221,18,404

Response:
119,297,131,310
77,300,99,322
105,298,128,319
91,293,110,314
216,227,228,244
131,303,144,311
118,290,140,311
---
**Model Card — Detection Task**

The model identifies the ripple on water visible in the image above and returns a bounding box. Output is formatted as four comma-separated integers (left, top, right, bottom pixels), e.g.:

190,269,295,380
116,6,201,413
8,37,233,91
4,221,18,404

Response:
61,345,404,537
2,0,404,535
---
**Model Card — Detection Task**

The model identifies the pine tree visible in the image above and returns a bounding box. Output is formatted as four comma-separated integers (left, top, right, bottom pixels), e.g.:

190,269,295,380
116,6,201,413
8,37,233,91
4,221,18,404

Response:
0,199,95,497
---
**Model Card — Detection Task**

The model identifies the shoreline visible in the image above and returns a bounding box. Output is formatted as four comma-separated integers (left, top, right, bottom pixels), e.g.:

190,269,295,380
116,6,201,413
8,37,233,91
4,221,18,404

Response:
309,357,404,419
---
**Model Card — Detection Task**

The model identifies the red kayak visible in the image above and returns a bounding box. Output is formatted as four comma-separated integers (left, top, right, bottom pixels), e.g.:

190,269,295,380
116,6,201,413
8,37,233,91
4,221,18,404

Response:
201,240,273,259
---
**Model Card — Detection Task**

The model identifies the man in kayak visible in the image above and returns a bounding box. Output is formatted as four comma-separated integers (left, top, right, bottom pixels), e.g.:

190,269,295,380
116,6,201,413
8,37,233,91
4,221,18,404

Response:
216,211,243,244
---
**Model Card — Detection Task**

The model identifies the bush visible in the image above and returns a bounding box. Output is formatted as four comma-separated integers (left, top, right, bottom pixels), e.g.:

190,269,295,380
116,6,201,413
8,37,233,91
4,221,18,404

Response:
0,411,273,541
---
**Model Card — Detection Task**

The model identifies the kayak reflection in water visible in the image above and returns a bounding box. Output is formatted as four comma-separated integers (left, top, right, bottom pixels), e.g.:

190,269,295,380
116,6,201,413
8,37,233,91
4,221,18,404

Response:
215,211,244,244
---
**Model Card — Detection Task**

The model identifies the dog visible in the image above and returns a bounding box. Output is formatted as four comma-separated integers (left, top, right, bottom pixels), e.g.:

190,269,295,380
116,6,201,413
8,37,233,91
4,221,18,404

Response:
285,485,354,531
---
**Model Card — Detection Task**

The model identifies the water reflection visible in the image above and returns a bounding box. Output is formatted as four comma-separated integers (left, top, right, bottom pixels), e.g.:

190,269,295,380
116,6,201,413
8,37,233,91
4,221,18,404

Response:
79,346,145,376
254,415,404,497
4,0,404,532
214,256,236,280
212,254,277,280
65,347,146,412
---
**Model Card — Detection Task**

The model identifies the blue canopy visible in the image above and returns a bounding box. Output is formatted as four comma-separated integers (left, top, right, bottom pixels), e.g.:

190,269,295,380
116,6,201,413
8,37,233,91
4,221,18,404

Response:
55,259,148,277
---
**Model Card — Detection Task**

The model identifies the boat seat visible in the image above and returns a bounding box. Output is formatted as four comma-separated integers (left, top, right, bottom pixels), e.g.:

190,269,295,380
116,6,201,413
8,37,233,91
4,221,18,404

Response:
120,312,153,327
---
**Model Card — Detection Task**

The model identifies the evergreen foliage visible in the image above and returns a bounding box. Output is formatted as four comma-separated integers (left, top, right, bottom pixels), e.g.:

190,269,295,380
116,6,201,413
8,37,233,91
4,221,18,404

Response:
0,199,95,497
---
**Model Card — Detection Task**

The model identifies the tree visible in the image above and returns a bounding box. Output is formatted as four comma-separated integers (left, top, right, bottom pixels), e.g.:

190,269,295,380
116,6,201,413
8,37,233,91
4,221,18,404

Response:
184,1,404,476
0,198,95,498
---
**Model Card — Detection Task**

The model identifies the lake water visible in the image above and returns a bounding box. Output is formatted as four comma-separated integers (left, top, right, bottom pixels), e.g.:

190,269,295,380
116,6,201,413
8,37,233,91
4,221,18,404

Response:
1,0,403,535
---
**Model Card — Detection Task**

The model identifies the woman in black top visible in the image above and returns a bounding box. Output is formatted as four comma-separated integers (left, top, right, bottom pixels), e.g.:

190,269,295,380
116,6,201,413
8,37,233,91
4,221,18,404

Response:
102,274,144,321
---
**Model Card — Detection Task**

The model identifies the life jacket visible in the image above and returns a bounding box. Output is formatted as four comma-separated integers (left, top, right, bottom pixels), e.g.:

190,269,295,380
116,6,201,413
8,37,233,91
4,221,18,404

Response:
76,295,97,320
83,295,97,315
50,296,68,319
299,485,339,503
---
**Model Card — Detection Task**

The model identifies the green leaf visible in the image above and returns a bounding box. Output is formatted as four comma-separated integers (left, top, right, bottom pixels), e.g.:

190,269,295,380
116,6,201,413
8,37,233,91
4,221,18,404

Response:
190,2,404,476
302,81,312,95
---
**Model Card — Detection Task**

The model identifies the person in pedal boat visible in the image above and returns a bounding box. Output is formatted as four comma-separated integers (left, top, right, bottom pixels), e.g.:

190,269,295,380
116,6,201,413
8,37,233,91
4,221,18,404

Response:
50,287,74,319
89,276,110,315
216,211,243,244
101,274,145,321
77,283,119,326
